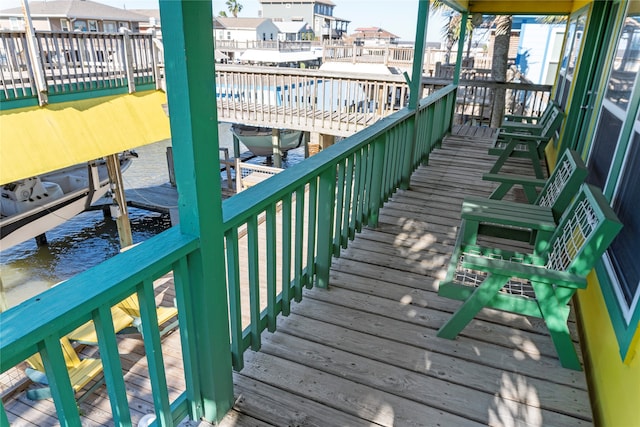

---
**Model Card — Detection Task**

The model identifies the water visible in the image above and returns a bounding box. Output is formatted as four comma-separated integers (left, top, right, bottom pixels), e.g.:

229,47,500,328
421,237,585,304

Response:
0,123,305,308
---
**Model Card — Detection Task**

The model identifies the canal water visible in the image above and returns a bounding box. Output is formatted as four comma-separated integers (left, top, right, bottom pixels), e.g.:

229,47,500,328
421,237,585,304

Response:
0,123,305,308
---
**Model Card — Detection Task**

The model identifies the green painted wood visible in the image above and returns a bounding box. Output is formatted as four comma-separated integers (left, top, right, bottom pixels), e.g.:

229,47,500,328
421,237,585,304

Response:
94,305,131,426
172,257,201,417
368,136,387,228
137,280,172,426
225,227,244,370
281,194,293,316
247,216,261,351
408,0,429,110
306,179,318,288
158,0,234,420
333,161,346,255
316,167,337,289
341,155,355,248
351,149,364,237
40,336,81,426
294,186,305,302
266,204,277,332
1,403,9,427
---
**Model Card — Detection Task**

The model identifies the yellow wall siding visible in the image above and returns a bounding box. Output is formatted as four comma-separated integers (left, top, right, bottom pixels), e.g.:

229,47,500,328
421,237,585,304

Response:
0,91,170,185
577,276,640,426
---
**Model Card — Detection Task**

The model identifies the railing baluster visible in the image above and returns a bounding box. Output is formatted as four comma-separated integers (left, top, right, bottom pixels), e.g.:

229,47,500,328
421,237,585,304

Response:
225,227,244,370
266,203,277,332
294,185,306,301
247,215,261,350
316,166,337,288
40,336,81,426
137,279,173,426
333,160,346,255
351,148,363,237
281,193,293,315
94,305,131,426
341,154,355,248
173,256,202,418
306,178,318,288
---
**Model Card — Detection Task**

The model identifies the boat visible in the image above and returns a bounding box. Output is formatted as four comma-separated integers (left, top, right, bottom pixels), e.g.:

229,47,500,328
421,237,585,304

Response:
0,151,137,250
230,124,304,157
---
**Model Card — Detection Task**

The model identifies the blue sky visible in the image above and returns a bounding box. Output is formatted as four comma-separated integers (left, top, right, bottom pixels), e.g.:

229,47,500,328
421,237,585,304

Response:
8,0,448,42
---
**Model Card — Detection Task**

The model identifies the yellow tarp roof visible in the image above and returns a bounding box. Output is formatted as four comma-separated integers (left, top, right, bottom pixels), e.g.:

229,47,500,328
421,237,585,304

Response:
0,91,171,185
445,0,577,14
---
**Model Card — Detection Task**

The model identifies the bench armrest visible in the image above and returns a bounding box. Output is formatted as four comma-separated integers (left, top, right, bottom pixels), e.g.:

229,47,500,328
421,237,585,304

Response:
460,253,587,289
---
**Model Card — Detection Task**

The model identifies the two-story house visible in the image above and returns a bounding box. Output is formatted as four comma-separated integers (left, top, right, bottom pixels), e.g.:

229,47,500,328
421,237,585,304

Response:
259,0,349,41
349,27,400,46
273,20,314,41
0,0,145,33
215,17,280,43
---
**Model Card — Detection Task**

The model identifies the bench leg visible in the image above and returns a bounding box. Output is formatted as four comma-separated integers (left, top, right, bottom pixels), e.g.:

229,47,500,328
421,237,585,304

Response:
531,281,582,370
437,274,508,339
489,140,518,174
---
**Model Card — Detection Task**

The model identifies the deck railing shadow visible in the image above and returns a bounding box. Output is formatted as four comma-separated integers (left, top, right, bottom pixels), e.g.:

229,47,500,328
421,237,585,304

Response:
0,85,456,424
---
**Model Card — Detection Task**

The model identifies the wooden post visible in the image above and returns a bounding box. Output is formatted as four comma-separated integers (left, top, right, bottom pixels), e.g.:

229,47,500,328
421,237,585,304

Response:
271,128,282,168
453,13,469,86
122,29,136,94
106,154,133,249
20,0,48,105
159,0,234,421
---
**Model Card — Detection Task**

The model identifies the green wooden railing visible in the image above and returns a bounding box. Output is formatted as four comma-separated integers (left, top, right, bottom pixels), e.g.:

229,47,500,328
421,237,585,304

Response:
0,85,456,426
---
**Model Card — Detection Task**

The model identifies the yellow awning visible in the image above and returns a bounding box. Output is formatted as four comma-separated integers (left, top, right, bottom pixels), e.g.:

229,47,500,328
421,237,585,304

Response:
445,0,576,14
0,91,171,185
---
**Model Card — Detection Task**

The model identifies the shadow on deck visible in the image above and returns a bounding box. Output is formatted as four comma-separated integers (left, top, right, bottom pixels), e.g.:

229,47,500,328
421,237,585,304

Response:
3,126,592,426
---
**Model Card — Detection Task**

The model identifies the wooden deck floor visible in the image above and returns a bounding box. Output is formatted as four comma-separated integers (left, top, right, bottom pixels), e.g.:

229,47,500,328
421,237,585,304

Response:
4,126,593,426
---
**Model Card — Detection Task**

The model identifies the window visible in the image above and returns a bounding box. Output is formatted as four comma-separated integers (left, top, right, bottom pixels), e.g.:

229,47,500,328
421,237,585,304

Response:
88,20,98,32
9,17,24,30
555,11,587,110
227,31,231,40
118,22,130,30
73,20,88,32
587,2,640,359
61,19,70,31
104,21,117,33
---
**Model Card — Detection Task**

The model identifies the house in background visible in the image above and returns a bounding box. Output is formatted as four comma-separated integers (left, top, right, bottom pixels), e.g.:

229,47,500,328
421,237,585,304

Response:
349,27,400,46
132,9,162,34
0,0,145,32
215,17,280,42
259,0,349,41
273,20,314,41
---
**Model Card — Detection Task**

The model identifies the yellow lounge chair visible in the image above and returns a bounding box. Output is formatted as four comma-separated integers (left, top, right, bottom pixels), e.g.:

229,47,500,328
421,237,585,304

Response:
25,336,103,401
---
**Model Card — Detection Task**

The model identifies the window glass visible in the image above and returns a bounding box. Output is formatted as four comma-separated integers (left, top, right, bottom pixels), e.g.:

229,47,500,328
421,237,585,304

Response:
104,21,117,33
607,130,640,307
605,13,640,109
61,19,70,31
587,108,622,189
88,20,98,32
74,20,87,31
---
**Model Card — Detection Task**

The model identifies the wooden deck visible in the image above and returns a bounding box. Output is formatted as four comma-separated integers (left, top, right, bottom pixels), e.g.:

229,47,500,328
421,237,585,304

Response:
3,126,592,426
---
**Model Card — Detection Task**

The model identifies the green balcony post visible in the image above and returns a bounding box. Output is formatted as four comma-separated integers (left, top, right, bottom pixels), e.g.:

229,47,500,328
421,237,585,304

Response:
368,136,387,227
159,0,233,422
453,13,468,86
315,166,337,289
402,0,430,190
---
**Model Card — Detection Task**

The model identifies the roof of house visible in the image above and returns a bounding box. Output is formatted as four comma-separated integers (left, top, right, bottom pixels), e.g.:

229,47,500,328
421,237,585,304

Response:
351,27,399,39
273,21,311,33
130,9,161,23
259,0,335,6
215,17,272,30
0,0,147,21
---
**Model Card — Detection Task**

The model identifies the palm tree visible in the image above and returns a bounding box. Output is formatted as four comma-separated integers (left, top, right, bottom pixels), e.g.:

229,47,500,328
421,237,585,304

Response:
226,0,243,18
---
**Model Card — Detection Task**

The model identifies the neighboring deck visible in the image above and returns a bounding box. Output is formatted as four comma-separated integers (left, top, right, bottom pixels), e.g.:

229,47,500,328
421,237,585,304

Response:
3,126,592,426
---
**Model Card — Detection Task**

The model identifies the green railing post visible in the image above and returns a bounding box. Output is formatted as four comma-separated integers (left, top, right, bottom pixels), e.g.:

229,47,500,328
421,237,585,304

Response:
402,0,430,190
159,0,234,422
315,166,337,289
368,136,387,228
453,12,468,86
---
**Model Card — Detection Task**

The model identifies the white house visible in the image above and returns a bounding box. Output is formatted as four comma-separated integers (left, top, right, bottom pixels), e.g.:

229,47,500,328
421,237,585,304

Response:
215,17,280,42
273,21,314,41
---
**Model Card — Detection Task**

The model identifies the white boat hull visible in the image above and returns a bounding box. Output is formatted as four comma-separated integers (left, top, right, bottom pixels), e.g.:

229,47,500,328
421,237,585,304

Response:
0,154,135,250
231,124,304,157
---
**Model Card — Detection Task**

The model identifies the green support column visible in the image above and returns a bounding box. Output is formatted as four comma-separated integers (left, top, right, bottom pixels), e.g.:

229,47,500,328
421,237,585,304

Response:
401,0,430,190
159,0,234,422
453,12,468,86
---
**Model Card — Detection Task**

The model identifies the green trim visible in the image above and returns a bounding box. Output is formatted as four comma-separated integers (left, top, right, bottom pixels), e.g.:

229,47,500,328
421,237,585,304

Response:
0,96,38,110
47,87,129,104
595,260,640,361
558,2,609,154
135,83,156,92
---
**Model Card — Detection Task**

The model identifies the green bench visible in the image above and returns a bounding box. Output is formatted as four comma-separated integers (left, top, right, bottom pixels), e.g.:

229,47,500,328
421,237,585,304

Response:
483,149,588,204
437,184,622,370
488,103,565,179
461,149,588,253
